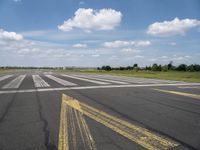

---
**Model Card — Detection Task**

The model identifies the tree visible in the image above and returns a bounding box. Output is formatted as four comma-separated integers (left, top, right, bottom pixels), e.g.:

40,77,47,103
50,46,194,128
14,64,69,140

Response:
133,64,138,68
126,66,132,70
176,64,187,71
152,63,158,71
194,64,200,71
105,66,112,71
187,65,194,72
119,67,125,70
167,61,173,70
101,66,106,70
157,65,162,71
162,65,168,72
145,66,151,70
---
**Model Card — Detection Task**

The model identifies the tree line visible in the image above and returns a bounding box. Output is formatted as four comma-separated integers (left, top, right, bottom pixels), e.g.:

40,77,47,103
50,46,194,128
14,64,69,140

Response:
97,62,200,72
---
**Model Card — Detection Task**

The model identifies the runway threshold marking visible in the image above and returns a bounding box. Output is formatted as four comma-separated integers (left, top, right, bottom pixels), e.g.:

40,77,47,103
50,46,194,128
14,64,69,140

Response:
58,94,97,150
62,74,110,85
0,75,13,82
1,83,200,94
32,75,50,87
46,75,77,86
154,89,200,100
2,75,26,89
58,94,179,150
72,74,129,84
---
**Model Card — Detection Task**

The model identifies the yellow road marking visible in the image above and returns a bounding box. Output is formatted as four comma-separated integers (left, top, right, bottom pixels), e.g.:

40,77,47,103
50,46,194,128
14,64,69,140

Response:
62,94,179,150
58,94,96,150
58,95,68,150
154,88,200,100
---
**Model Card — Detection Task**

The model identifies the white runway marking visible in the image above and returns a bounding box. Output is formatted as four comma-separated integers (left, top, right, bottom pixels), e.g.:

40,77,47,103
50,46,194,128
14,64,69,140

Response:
0,75,13,82
32,75,50,87
62,74,110,85
2,75,26,89
89,74,182,84
84,74,150,84
72,74,129,84
0,83,200,94
178,86,200,89
46,75,77,86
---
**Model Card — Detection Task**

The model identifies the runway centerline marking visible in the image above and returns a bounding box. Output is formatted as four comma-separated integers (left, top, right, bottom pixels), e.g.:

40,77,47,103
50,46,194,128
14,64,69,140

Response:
154,88,200,100
59,94,179,150
0,83,200,94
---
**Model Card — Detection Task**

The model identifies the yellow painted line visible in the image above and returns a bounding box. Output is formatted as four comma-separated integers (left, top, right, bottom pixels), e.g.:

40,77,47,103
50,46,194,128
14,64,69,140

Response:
62,94,179,150
154,88,200,100
58,95,68,150
58,94,96,150
74,109,97,150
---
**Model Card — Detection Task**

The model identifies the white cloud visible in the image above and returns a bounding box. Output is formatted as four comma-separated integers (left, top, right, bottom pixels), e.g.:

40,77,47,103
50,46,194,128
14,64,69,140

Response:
103,40,151,48
13,0,21,2
103,40,130,48
160,56,168,59
0,29,23,41
149,58,157,61
79,1,85,5
170,42,176,46
58,8,122,32
185,55,191,58
176,57,184,60
121,48,140,53
135,55,144,58
135,41,151,47
92,54,100,57
73,43,87,48
147,17,200,36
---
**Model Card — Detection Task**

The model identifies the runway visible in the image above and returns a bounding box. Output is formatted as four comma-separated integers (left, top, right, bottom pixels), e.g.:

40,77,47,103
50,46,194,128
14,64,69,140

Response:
0,70,200,150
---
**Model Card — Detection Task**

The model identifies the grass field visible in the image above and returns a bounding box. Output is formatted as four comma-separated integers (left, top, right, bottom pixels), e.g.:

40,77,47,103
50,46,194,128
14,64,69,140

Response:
62,69,200,83
0,68,199,82
0,69,15,72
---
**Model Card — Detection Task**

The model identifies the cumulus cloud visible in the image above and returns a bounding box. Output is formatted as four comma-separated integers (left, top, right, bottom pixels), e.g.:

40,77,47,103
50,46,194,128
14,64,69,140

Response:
135,41,151,47
121,48,140,53
92,54,100,57
0,29,23,41
73,43,87,48
134,55,144,58
103,40,151,48
58,8,122,32
147,17,200,36
160,56,168,59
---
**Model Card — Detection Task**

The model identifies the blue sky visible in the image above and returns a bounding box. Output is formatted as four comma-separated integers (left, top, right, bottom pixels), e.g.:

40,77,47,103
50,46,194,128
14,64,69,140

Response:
0,0,200,67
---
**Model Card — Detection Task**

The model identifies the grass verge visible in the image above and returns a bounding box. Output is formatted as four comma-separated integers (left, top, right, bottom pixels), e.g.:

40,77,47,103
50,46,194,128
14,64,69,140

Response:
61,69,200,83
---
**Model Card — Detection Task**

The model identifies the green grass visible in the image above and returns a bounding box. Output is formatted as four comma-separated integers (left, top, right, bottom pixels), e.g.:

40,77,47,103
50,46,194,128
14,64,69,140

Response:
0,69,16,72
61,69,200,83
1,68,199,82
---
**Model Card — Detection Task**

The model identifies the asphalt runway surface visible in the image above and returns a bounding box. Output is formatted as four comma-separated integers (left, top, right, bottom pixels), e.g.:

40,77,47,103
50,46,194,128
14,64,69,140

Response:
0,70,200,150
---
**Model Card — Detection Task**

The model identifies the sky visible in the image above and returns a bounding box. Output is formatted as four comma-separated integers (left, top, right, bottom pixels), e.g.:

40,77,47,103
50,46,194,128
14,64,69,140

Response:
0,0,200,67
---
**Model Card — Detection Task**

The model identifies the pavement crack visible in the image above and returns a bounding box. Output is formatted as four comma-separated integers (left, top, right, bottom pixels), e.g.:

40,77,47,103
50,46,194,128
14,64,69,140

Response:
35,92,56,150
